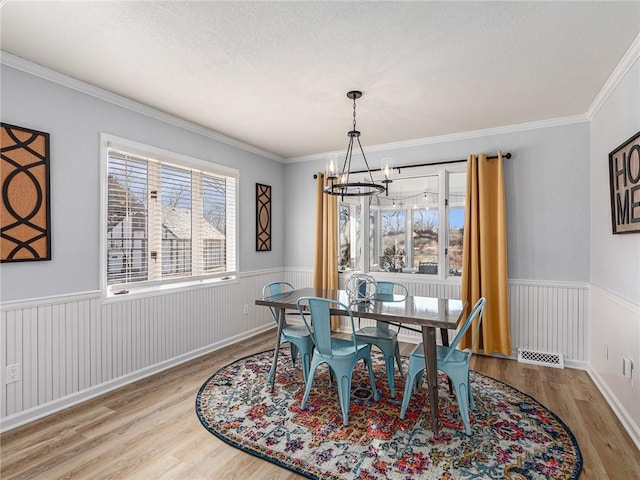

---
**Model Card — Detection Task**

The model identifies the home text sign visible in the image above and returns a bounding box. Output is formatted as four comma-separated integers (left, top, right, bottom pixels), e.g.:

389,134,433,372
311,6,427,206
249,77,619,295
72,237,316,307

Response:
609,131,640,234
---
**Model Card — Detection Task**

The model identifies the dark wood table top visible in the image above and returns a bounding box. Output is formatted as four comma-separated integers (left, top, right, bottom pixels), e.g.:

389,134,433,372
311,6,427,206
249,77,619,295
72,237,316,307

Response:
256,287,464,330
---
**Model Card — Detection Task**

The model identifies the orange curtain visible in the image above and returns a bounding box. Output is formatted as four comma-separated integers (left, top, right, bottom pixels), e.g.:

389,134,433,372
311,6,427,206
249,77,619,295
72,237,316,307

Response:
460,152,511,355
313,173,339,329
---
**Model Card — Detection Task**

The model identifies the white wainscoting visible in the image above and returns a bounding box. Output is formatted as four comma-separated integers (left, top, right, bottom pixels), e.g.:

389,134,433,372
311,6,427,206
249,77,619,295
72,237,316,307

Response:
0,269,284,432
1,271,589,432
588,284,639,449
509,279,588,368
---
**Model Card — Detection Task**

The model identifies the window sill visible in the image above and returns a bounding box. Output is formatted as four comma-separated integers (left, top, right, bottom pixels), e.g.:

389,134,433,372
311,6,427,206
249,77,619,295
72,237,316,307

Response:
103,274,238,302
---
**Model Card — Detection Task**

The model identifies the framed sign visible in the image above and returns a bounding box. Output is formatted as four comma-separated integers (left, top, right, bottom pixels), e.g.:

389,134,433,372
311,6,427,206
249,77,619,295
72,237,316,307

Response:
1,123,52,261
256,183,271,251
609,130,640,234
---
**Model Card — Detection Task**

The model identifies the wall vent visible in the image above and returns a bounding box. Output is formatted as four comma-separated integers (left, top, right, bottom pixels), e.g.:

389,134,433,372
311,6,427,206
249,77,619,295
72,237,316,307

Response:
517,348,564,369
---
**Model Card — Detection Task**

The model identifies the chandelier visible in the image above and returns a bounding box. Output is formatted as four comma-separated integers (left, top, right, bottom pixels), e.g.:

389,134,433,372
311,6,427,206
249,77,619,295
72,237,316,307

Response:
323,90,392,197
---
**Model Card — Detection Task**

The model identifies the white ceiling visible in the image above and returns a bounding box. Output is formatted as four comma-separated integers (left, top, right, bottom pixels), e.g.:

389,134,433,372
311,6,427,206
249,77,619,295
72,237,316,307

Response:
1,1,639,161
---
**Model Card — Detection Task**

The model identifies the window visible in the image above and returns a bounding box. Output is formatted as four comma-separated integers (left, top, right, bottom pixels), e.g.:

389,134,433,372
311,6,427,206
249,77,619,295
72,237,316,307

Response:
102,135,237,296
338,163,465,278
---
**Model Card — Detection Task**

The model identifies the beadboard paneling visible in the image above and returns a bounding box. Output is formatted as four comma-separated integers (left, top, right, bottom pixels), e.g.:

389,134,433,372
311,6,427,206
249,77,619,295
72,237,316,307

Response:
0,270,283,430
1,271,588,430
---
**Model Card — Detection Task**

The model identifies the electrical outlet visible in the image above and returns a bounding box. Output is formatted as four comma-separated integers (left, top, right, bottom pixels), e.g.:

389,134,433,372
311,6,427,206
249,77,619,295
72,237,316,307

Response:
623,358,634,378
6,363,20,384
243,304,249,315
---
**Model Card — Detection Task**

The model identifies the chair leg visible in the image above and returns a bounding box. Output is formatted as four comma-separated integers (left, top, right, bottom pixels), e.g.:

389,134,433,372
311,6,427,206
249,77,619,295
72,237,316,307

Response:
394,342,404,379
364,357,379,401
268,341,282,383
301,350,311,384
337,371,354,426
400,360,424,419
290,343,299,367
301,359,321,411
452,380,472,435
385,354,396,398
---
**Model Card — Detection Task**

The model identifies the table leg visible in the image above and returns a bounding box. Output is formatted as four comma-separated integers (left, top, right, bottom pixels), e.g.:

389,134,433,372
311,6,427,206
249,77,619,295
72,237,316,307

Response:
440,328,454,395
269,307,286,391
422,326,439,434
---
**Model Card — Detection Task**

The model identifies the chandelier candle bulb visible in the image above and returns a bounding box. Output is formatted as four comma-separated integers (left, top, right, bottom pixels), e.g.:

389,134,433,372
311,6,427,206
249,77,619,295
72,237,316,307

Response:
326,154,338,180
381,157,393,196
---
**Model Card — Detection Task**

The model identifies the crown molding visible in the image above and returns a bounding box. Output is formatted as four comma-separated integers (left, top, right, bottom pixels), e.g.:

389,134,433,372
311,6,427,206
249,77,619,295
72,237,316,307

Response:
286,114,588,163
586,32,640,120
0,51,284,162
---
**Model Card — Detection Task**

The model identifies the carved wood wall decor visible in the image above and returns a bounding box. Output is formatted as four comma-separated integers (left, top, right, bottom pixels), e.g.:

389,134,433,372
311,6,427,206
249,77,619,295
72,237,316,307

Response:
256,183,271,251
1,123,51,262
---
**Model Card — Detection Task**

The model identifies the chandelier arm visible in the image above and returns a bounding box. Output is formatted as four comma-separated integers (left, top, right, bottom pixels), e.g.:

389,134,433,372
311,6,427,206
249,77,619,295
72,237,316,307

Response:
355,136,377,185
341,135,355,184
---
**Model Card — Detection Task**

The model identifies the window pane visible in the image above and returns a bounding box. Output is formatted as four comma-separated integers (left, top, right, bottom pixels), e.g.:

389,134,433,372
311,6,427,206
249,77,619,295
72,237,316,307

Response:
338,202,361,270
203,174,227,272
161,166,192,276
413,208,439,274
107,154,148,285
448,171,466,276
379,210,406,272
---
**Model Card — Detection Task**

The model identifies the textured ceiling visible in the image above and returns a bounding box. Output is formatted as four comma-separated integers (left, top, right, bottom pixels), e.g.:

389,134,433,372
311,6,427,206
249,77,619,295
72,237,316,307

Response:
1,1,639,160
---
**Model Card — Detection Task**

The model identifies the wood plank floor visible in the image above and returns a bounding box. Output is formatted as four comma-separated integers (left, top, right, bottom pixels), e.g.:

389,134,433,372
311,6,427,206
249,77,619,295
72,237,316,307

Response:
1,331,638,479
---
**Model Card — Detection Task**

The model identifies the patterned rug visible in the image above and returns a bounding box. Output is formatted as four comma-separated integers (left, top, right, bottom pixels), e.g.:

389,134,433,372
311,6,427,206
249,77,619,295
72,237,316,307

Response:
196,350,582,480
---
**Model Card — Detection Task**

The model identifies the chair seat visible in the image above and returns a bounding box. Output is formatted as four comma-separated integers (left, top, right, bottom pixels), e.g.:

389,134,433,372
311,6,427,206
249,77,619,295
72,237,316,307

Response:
325,338,369,357
355,326,397,340
282,324,310,338
410,343,469,365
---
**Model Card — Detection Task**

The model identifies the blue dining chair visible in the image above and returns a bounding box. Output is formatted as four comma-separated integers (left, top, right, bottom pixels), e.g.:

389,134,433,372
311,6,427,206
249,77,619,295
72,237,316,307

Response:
296,296,379,426
262,282,314,383
354,281,408,398
399,297,487,435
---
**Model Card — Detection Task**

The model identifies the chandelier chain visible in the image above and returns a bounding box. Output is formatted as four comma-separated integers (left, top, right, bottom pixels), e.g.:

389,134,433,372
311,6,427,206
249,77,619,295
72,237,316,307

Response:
352,96,357,131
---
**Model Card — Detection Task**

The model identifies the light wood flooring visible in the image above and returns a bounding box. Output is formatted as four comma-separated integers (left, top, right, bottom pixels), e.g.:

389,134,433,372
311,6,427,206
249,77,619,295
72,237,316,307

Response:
1,331,639,479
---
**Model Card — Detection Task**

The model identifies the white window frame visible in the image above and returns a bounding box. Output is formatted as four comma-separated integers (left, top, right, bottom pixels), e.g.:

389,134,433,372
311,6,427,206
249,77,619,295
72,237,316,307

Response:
338,162,466,281
100,134,239,299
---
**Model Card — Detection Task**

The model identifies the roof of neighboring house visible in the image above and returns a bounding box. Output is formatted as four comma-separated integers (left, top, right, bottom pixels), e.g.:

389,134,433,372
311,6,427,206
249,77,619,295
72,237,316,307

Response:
162,206,225,241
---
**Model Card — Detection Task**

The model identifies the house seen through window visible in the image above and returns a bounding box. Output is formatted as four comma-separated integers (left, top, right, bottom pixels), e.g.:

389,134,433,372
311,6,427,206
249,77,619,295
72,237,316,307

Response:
339,164,466,278
104,138,237,295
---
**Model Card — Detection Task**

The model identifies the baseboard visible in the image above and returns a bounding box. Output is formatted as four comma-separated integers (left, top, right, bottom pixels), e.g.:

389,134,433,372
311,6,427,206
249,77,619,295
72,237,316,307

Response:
587,367,640,451
0,324,273,433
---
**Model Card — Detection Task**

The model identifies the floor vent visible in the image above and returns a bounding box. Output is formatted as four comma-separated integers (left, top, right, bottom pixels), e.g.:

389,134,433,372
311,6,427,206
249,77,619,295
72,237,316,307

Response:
517,349,564,369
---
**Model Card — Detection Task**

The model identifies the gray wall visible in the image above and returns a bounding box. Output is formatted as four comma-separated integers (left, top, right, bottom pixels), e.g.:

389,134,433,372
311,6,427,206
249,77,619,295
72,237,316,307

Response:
0,65,285,302
284,122,592,283
590,57,640,304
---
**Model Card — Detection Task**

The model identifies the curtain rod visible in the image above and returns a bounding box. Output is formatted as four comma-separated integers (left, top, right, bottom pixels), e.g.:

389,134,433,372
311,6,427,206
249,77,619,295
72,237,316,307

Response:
313,152,511,178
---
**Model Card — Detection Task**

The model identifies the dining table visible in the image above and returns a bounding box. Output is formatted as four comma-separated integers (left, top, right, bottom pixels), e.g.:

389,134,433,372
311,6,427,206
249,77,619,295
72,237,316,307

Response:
255,287,465,434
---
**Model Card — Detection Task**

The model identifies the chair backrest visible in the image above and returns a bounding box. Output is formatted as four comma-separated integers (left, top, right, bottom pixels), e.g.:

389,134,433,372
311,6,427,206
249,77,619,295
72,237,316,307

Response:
262,281,295,325
372,282,408,331
375,281,408,302
444,297,487,362
297,296,357,356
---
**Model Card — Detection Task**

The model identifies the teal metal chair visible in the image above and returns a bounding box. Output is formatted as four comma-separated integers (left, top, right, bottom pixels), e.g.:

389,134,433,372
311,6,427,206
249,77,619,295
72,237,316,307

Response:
354,281,408,398
296,296,379,426
262,282,314,383
399,297,487,434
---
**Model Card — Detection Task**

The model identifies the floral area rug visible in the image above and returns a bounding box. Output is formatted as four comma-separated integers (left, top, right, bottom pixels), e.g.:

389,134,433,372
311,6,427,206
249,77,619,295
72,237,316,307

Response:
195,349,582,480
